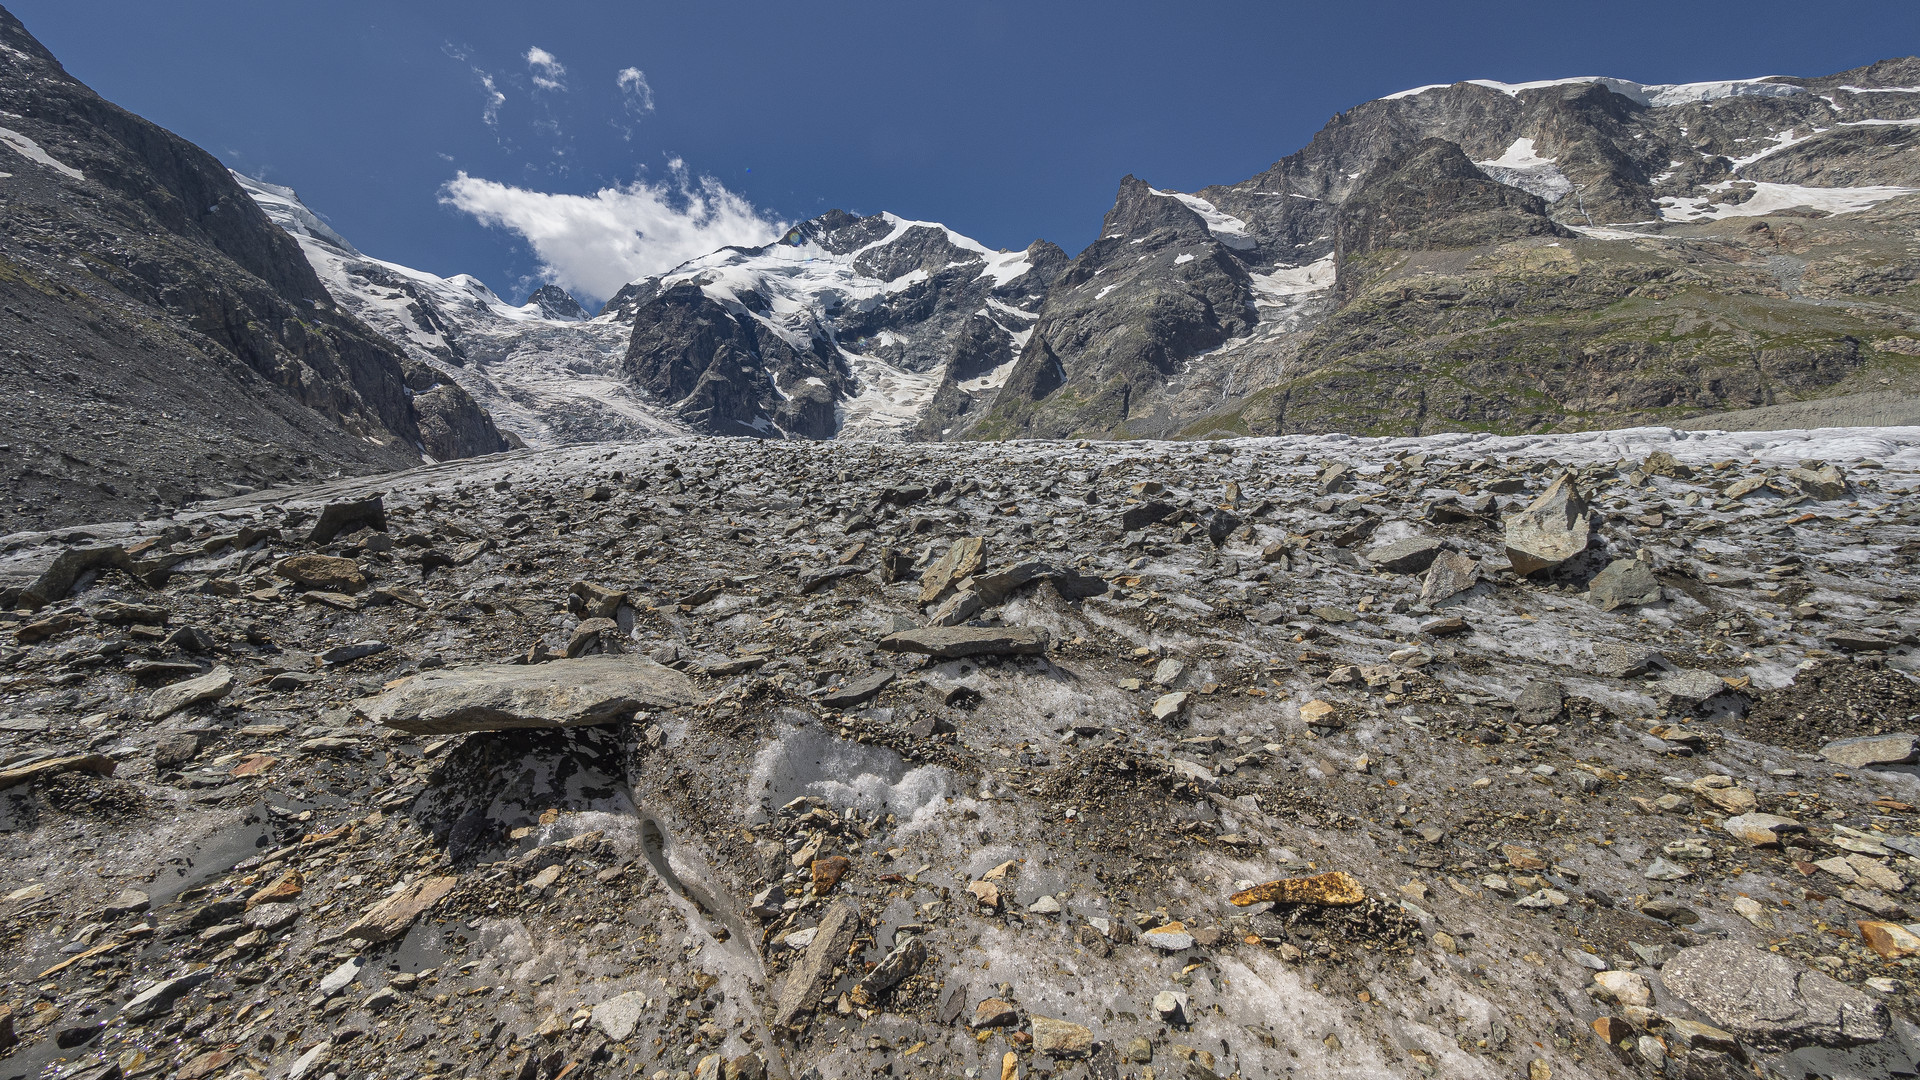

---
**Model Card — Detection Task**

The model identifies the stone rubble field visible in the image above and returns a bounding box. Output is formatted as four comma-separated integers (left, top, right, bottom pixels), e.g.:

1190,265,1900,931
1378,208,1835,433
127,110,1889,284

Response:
1,426,1920,1080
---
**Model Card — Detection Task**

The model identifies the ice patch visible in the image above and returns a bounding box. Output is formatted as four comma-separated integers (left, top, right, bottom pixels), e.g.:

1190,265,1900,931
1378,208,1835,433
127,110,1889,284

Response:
1148,188,1258,250
746,726,953,827
1474,138,1574,203
1247,256,1336,303
834,348,942,438
1383,75,1803,109
0,126,83,181
1659,181,1918,221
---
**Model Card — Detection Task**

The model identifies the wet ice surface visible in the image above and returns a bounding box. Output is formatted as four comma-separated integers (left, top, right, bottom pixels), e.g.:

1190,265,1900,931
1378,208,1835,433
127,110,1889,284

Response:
4,426,1920,1079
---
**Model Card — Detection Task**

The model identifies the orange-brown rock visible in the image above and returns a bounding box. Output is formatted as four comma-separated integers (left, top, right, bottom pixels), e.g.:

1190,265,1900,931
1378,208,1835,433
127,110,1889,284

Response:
246,869,303,909
1860,920,1920,958
1229,870,1365,907
812,855,851,896
1592,1016,1632,1046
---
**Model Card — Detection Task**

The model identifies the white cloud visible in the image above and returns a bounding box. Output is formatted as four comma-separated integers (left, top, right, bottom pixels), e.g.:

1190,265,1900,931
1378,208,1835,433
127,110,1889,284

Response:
617,67,654,114
477,71,505,126
441,162,782,302
526,46,566,92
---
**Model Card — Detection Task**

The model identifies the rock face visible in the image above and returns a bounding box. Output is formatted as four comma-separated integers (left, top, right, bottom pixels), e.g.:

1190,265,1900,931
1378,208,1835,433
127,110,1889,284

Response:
0,11,506,532
1661,941,1890,1050
1504,475,1592,576
1334,139,1572,299
357,655,697,734
619,212,1067,441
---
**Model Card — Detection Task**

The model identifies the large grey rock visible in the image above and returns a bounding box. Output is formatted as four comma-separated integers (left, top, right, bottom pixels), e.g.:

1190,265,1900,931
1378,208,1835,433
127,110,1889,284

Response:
1657,669,1736,706
1661,941,1888,1050
144,666,234,722
117,971,212,1024
0,544,134,611
773,899,860,1028
1363,536,1443,574
1788,464,1849,501
1821,733,1920,769
592,991,650,1042
1504,474,1591,576
308,496,386,544
357,655,696,734
1588,558,1661,611
1511,681,1564,725
965,560,1107,602
1420,549,1479,602
878,626,1049,659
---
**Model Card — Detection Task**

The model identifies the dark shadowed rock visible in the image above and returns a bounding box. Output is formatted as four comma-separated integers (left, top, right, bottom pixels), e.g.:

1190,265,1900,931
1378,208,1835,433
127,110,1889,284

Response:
878,626,1050,659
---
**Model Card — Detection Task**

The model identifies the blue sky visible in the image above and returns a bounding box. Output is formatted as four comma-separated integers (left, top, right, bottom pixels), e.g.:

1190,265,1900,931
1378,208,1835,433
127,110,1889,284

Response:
13,1,1920,306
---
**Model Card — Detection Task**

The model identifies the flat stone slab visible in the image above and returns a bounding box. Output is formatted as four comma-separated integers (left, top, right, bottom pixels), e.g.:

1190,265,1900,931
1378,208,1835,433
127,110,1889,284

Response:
773,899,860,1028
342,875,459,942
357,654,697,734
1822,733,1919,768
145,666,234,721
1364,536,1443,574
878,626,1049,659
1662,940,1888,1050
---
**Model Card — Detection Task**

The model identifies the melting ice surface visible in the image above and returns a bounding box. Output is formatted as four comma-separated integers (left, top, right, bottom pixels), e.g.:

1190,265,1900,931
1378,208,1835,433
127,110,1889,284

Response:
746,726,952,827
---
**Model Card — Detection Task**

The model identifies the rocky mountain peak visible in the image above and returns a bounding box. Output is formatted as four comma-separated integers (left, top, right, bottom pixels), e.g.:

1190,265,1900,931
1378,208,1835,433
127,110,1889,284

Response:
1334,137,1572,295
527,283,589,321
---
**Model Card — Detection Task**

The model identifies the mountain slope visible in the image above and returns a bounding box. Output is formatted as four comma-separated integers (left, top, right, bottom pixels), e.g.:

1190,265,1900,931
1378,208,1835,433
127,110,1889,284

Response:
962,62,1920,440
244,58,1920,448
616,211,1065,439
0,5,507,533
236,174,680,448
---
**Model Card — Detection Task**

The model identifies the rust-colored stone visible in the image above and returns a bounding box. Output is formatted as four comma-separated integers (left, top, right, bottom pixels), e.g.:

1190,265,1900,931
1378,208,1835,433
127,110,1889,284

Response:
812,855,850,896
1592,1016,1632,1046
246,869,303,909
1229,870,1365,907
1501,844,1548,870
1860,920,1920,958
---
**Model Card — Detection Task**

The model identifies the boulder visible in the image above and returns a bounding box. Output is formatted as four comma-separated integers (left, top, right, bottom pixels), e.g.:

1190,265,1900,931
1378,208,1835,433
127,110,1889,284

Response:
275,554,367,594
1420,550,1479,602
342,875,459,943
144,666,234,721
1821,733,1919,768
356,654,696,734
592,991,649,1042
820,671,895,710
773,899,860,1027
1511,681,1564,725
0,544,134,611
1661,940,1889,1050
1030,1015,1094,1057
1503,474,1591,576
307,496,386,544
1656,669,1736,706
1588,559,1661,611
1788,464,1848,501
1722,813,1804,847
1364,536,1444,574
919,537,985,604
